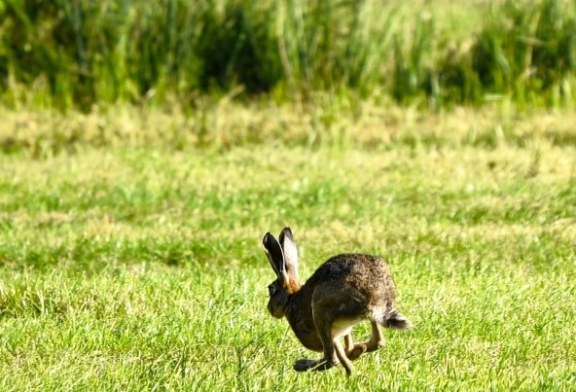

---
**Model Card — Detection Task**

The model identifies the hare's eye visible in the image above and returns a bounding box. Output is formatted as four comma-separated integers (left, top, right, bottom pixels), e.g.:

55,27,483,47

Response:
268,284,276,296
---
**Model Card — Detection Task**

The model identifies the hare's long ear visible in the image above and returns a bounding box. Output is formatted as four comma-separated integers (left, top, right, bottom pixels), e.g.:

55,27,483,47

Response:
279,227,301,292
262,232,289,283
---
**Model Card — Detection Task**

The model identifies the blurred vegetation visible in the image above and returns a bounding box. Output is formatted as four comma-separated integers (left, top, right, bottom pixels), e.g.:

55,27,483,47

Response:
1,0,576,110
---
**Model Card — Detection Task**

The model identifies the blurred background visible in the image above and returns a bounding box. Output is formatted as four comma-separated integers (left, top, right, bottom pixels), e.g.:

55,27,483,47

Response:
2,0,576,110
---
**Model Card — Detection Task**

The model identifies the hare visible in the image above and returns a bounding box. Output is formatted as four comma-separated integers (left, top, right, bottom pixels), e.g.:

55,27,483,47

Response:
262,227,410,376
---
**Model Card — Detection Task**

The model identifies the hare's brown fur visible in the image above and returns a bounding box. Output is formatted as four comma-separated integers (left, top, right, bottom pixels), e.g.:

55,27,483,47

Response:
263,228,410,376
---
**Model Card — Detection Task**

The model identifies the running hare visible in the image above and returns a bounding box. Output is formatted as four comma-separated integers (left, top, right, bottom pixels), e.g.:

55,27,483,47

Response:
262,227,410,376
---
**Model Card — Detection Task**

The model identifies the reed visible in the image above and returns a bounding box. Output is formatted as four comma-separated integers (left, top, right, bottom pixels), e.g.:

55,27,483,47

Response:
1,0,576,109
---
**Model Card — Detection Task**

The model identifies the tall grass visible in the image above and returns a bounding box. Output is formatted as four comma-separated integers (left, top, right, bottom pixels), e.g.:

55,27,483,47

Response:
1,0,576,109
470,0,576,106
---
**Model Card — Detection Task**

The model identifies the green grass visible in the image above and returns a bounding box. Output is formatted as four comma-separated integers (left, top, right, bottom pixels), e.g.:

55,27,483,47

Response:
2,0,576,109
1,113,575,390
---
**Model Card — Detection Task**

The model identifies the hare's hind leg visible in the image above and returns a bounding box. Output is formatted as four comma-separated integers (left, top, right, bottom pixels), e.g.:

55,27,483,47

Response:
343,320,383,360
344,334,367,360
363,320,385,352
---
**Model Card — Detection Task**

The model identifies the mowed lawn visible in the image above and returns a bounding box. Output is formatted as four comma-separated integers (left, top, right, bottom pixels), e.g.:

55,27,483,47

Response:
0,124,575,390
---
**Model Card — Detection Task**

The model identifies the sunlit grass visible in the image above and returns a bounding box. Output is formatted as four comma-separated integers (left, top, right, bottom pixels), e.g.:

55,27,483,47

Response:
3,100,576,156
0,122,574,390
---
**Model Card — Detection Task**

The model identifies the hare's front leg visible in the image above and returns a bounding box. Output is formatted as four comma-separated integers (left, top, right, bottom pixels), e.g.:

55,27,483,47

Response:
312,309,356,375
293,335,359,374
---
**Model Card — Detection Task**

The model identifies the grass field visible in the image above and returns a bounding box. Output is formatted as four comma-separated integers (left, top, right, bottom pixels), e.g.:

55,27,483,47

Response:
0,106,575,390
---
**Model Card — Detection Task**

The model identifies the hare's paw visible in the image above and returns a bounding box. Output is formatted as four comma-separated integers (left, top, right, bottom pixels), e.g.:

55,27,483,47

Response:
312,359,335,372
347,344,367,360
293,359,335,372
293,359,318,372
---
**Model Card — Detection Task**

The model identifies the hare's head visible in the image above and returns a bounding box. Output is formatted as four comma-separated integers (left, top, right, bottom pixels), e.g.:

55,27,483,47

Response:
262,227,301,319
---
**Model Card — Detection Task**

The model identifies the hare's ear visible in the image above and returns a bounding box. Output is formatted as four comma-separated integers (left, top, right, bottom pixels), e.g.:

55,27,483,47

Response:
262,232,288,282
279,227,300,292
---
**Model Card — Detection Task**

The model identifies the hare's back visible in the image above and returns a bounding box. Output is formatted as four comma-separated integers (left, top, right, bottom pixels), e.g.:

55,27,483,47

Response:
308,254,395,292
306,254,397,320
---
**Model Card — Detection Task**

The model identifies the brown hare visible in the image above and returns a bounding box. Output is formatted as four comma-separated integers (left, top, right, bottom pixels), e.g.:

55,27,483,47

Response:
262,227,410,376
